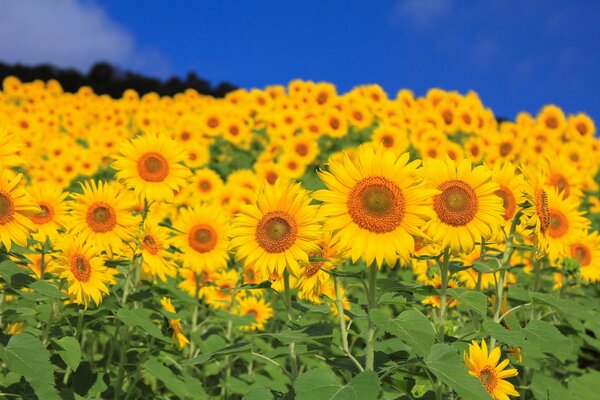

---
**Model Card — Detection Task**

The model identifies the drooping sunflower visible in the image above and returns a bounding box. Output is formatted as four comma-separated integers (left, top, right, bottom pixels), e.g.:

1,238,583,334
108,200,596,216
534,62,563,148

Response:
520,165,551,254
570,231,600,283
160,297,190,349
68,180,139,255
0,168,38,251
139,220,176,283
230,179,321,278
422,157,504,254
26,184,68,243
173,205,230,273
491,162,526,227
236,296,274,331
464,340,519,400
54,235,116,308
113,132,191,202
314,146,437,268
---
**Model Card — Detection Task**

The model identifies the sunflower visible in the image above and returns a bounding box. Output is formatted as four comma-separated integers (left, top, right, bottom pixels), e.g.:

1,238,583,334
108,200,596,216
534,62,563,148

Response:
236,296,274,331
139,221,176,283
68,180,139,255
0,127,24,168
173,205,230,273
464,340,519,400
422,274,458,308
0,169,38,251
543,156,583,200
54,235,116,308
26,184,68,243
230,179,321,278
285,134,319,164
314,146,436,268
160,297,190,349
422,158,504,254
491,163,526,226
201,269,240,310
113,132,191,202
371,123,409,155
177,267,215,298
187,168,224,202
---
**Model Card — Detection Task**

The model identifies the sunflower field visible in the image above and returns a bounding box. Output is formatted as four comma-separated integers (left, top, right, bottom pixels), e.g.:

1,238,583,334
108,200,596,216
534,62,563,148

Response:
0,76,599,400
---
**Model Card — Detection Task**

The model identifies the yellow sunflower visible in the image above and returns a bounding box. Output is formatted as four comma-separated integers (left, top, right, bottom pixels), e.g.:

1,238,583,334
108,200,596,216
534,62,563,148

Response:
173,205,230,273
422,274,458,308
520,166,551,254
236,296,274,331
187,168,224,202
464,340,519,400
230,179,321,278
68,180,139,255
26,184,68,243
491,163,526,226
160,297,190,349
422,157,504,254
314,146,436,268
113,132,191,202
0,168,38,251
569,231,600,283
201,269,241,310
0,127,24,168
54,235,116,308
139,220,176,283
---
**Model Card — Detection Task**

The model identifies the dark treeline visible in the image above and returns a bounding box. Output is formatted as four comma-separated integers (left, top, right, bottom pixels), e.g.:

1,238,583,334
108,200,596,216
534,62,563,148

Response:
0,61,237,98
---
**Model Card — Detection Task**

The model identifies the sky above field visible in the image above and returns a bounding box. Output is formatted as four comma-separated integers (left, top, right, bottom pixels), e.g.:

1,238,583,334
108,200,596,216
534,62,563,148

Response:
0,0,599,123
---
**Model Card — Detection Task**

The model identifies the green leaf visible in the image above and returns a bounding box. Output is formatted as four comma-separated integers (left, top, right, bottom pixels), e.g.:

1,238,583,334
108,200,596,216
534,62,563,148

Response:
568,371,600,400
385,310,435,357
115,308,169,342
369,309,390,329
244,388,274,400
186,342,253,365
448,288,488,318
482,321,527,348
3,334,60,399
523,320,572,362
529,373,569,400
424,344,493,400
29,280,65,298
529,292,590,317
55,336,81,371
294,368,380,400
145,358,208,399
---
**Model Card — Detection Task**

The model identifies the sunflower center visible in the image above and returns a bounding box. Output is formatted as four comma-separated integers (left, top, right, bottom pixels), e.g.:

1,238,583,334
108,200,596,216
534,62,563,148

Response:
499,142,512,157
382,135,394,147
137,152,169,182
86,203,117,233
70,254,92,282
535,189,550,232
295,143,309,156
142,234,159,254
495,186,516,221
571,243,591,266
207,117,219,128
199,180,212,192
30,203,54,225
550,174,570,197
478,366,498,393
546,116,558,129
433,180,478,226
0,192,15,225
265,171,278,185
305,261,323,277
255,211,298,253
347,177,405,233
576,122,587,135
330,117,340,130
247,309,258,318
548,209,569,238
188,225,218,253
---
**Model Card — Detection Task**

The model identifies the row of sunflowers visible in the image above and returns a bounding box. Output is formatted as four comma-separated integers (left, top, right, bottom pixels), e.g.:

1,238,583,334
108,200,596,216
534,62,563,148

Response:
0,75,599,399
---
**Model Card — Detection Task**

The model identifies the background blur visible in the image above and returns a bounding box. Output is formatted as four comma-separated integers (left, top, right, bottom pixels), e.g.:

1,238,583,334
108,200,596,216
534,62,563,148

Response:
0,0,598,121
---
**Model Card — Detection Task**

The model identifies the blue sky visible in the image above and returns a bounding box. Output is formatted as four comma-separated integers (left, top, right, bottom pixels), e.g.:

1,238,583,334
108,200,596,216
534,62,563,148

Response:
1,0,599,122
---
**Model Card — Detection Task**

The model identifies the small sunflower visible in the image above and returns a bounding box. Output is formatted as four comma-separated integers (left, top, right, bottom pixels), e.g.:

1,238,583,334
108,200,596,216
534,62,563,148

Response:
187,168,224,202
0,169,38,251
314,146,436,268
54,235,116,308
422,274,458,308
0,127,24,168
570,231,600,283
173,205,230,273
26,184,68,242
68,180,139,255
491,163,526,226
160,297,190,349
423,157,504,254
464,340,519,400
113,132,191,202
139,221,176,282
236,296,274,331
230,179,321,278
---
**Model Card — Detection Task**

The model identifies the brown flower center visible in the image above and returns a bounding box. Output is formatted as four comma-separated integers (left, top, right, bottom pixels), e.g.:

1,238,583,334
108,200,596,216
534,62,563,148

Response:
30,202,54,225
548,209,569,238
571,243,591,266
347,176,405,233
499,142,512,157
433,180,478,226
295,143,309,157
70,253,92,282
137,152,169,182
142,234,159,255
207,117,219,128
0,192,15,225
549,174,570,198
495,186,516,221
198,179,212,192
188,224,218,253
478,365,498,393
86,203,117,233
255,211,298,253
546,116,558,129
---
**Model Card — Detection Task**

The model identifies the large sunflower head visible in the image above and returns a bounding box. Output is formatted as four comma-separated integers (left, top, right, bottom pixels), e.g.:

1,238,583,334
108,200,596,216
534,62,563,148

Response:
423,157,504,254
314,145,437,268
0,168,38,251
26,184,68,243
173,205,230,273
464,340,519,400
230,179,321,278
54,235,116,308
113,131,191,202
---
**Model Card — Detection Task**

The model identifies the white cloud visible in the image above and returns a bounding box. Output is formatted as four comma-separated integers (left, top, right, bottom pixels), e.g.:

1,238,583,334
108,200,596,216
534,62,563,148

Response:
395,0,453,30
0,0,164,74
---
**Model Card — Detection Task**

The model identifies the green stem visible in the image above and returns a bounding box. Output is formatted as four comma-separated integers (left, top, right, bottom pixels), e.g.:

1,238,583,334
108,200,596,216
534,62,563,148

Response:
437,248,451,344
188,273,201,361
64,309,85,385
283,270,299,378
334,275,364,372
365,265,378,371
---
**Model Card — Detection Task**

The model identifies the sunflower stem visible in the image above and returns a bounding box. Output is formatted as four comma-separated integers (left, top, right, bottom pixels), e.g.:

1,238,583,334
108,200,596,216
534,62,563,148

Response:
365,265,378,371
283,269,299,378
334,275,364,372
188,273,201,361
64,309,85,385
437,247,450,344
